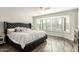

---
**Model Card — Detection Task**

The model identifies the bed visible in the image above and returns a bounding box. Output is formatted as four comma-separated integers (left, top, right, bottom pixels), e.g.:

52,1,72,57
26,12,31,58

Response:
4,22,47,52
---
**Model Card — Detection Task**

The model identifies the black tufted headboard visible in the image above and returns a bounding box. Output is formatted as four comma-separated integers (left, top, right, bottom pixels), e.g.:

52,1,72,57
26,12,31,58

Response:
4,22,31,36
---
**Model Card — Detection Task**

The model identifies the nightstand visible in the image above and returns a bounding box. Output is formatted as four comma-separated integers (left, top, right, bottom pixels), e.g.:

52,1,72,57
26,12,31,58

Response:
0,35,5,44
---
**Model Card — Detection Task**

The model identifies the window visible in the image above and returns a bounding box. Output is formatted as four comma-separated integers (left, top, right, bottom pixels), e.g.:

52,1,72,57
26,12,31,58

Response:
42,19,47,31
52,17,64,32
34,16,70,33
35,19,41,30
65,16,70,33
46,18,52,31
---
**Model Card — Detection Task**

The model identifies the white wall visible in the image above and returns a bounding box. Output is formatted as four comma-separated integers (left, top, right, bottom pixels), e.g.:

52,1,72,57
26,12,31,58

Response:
0,8,33,33
33,9,78,41
0,8,33,23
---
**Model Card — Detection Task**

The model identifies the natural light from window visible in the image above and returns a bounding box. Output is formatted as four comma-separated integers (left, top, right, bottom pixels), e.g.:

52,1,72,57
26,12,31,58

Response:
34,15,70,33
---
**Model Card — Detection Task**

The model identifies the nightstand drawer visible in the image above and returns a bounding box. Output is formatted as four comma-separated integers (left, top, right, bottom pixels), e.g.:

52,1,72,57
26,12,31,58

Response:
0,35,5,44
0,38,3,41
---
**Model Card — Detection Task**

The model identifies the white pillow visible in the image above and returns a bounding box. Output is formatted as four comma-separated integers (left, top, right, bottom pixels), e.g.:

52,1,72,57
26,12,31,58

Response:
26,28,31,31
15,27,31,32
20,27,27,32
20,27,31,32
7,28,15,33
15,27,22,32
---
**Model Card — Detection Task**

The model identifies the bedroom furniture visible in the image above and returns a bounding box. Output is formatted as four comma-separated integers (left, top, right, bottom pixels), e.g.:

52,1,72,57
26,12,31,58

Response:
4,22,47,52
0,34,5,44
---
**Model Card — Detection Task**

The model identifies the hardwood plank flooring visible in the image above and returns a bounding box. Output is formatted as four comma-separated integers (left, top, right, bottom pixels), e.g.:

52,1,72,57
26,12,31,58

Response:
32,36,78,52
0,36,78,52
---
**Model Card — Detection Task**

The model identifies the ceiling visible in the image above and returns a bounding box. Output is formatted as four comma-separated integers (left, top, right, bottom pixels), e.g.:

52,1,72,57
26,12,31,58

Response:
0,7,77,16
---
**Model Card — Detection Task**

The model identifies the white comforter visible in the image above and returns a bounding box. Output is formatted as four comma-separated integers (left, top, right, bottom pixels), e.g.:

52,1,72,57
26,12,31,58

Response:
7,30,46,49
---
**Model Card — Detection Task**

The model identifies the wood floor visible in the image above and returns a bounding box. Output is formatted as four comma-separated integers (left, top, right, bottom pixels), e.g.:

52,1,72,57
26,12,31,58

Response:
0,36,78,52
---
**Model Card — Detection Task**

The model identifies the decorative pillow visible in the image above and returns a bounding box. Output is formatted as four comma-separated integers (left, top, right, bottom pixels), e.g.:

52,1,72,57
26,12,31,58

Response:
26,28,31,31
15,27,30,32
20,27,27,32
15,27,22,32
7,28,15,33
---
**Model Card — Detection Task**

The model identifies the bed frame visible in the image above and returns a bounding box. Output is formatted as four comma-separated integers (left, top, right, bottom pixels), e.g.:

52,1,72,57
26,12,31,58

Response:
4,22,47,52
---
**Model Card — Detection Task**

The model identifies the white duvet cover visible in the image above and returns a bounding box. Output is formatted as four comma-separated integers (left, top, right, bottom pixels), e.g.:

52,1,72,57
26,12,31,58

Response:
7,29,46,49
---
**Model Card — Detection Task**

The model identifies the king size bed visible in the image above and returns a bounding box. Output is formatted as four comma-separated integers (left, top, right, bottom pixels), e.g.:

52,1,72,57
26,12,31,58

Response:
4,22,47,52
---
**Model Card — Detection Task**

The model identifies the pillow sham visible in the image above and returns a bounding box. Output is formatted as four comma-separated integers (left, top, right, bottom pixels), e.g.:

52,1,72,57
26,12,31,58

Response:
7,28,15,33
